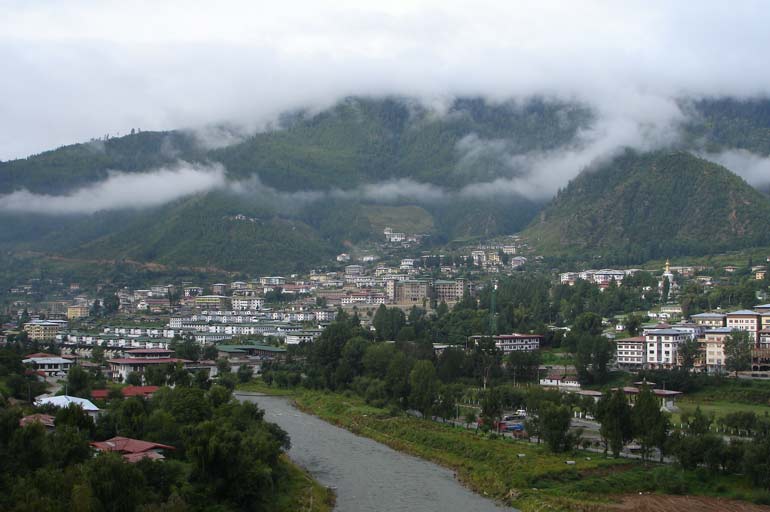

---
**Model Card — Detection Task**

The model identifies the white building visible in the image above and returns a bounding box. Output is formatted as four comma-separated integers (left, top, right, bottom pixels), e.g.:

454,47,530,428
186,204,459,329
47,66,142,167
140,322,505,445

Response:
644,329,685,369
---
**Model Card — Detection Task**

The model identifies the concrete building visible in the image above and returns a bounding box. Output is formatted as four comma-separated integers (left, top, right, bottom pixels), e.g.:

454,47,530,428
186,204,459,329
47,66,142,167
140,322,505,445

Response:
67,305,91,320
394,280,431,305
644,329,685,369
469,333,542,354
690,312,726,327
194,295,232,311
24,320,68,341
725,310,761,343
615,336,645,368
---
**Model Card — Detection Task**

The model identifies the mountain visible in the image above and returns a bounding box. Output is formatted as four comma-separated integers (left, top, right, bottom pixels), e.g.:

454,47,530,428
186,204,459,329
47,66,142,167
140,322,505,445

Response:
3,96,770,278
523,151,770,263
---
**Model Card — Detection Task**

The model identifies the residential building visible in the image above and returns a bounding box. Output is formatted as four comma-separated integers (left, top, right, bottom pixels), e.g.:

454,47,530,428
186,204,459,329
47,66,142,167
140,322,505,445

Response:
232,296,265,311
260,276,286,286
285,330,323,345
107,349,184,382
211,283,228,295
36,395,100,418
615,336,646,369
644,329,685,369
540,371,580,389
725,310,761,343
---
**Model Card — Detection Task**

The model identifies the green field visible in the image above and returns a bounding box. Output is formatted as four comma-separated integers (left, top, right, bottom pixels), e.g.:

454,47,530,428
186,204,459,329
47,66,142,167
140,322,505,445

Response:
275,456,335,512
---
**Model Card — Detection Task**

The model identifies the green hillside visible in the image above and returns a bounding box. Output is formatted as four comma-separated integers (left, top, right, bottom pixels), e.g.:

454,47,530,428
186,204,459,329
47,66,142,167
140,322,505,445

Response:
524,151,770,263
3,96,770,276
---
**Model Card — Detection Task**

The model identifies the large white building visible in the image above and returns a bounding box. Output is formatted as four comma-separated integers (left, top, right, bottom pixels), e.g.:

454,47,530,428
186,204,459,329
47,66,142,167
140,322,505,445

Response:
645,329,685,369
469,333,542,354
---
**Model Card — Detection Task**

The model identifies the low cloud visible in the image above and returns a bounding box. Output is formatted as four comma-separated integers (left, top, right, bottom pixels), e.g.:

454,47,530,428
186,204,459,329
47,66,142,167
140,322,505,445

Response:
0,162,227,214
701,149,770,190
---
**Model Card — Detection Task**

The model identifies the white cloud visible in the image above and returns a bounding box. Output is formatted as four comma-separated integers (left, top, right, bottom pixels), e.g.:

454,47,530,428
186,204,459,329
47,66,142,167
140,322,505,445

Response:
0,162,227,214
701,149,770,189
1,1,770,163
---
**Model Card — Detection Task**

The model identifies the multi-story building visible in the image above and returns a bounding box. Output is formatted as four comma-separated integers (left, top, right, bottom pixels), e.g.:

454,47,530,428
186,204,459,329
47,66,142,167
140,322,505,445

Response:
644,329,685,369
232,296,265,311
194,295,232,311
259,276,286,286
725,310,761,343
433,279,468,305
701,327,732,372
469,333,542,354
394,280,431,305
67,305,91,320
211,283,228,295
285,330,323,345
108,349,182,382
615,336,645,368
24,320,68,341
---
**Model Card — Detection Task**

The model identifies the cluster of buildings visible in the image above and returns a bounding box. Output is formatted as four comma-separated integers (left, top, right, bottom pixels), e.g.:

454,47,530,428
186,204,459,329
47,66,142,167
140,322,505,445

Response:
615,305,770,373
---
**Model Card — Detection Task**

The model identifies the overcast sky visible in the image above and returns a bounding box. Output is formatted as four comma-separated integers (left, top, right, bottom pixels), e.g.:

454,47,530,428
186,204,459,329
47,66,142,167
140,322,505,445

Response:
2,1,769,161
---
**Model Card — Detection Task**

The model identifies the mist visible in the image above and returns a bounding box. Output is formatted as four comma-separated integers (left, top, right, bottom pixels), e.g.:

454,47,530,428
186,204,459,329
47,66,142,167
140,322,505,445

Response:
0,162,227,214
701,149,770,190
2,1,770,167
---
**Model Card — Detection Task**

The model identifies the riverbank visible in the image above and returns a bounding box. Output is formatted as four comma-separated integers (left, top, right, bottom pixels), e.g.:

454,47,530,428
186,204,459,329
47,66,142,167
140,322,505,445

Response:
275,455,336,512
242,383,770,511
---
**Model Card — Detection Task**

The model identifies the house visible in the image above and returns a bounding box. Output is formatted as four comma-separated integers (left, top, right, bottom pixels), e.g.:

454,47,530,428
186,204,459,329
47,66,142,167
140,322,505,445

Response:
285,330,322,345
22,356,74,376
91,436,174,463
35,395,100,418
216,343,287,360
539,372,580,389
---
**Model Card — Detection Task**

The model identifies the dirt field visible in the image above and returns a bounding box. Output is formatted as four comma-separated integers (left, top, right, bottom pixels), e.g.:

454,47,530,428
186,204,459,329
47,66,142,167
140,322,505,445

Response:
607,494,770,512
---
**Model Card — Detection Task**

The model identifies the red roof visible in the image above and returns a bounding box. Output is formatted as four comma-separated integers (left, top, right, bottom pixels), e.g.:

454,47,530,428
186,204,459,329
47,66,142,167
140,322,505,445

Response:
25,352,57,358
125,349,174,354
91,436,174,454
91,386,158,401
20,414,55,428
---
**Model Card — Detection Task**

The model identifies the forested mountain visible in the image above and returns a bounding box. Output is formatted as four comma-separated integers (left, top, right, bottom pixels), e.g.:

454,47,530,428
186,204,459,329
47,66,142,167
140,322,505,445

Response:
2,96,770,274
524,151,770,263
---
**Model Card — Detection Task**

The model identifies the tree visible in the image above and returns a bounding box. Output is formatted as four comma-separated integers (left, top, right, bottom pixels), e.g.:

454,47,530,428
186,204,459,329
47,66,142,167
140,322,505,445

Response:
625,314,644,337
539,402,577,453
237,364,252,383
125,372,143,386
725,329,753,376
678,338,700,371
102,294,120,314
662,277,670,303
596,389,633,457
480,387,503,429
66,365,92,398
507,350,542,383
409,360,438,418
572,312,603,336
632,386,669,462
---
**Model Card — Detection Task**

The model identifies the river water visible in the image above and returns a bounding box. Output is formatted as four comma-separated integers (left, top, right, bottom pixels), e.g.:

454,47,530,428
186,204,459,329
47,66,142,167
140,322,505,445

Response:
236,393,512,512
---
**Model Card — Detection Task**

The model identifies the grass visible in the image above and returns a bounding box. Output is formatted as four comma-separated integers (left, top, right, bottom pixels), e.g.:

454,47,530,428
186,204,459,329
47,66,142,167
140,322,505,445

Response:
236,380,297,396
289,389,770,511
674,399,770,425
274,455,335,512
363,205,435,234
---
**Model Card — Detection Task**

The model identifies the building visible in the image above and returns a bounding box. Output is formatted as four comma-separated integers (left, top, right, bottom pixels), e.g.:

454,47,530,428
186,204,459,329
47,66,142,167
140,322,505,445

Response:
107,349,184,382
36,395,100,418
211,283,228,295
23,320,68,341
615,336,646,369
540,371,580,389
285,330,323,345
194,295,232,311
232,296,265,311
22,355,73,376
215,343,287,360
725,310,761,343
469,333,542,354
91,436,174,463
433,279,468,305
67,305,91,320
690,312,726,327
394,280,431,305
260,276,286,286
701,327,732,372
20,414,56,430
644,329,685,369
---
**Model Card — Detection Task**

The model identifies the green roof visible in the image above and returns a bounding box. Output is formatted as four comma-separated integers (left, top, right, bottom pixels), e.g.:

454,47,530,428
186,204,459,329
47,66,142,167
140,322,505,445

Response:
217,343,286,353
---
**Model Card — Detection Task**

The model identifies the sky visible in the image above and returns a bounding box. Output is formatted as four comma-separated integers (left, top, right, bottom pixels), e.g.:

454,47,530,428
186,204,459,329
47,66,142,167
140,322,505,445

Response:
1,1,770,211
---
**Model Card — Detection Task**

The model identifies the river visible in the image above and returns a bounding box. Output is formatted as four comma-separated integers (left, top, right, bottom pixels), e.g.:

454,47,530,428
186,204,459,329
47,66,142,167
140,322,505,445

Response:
236,393,513,512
